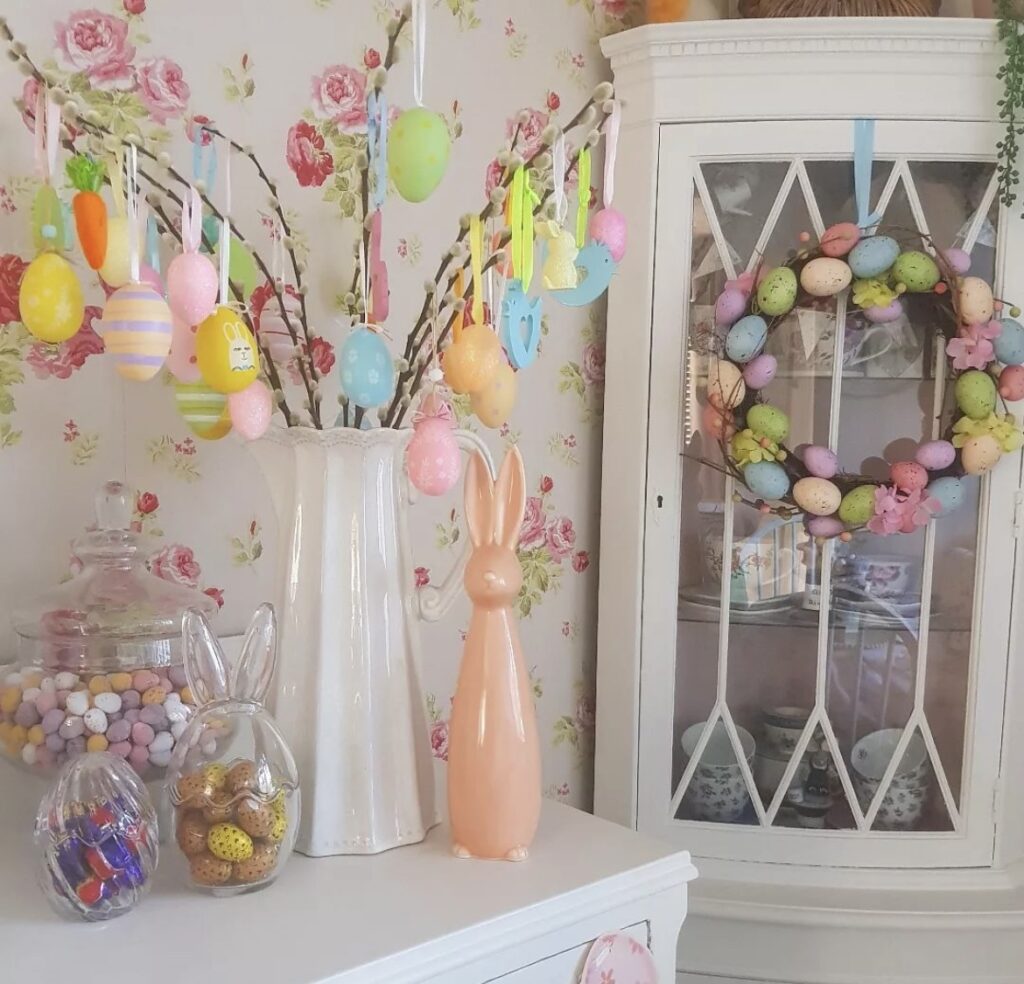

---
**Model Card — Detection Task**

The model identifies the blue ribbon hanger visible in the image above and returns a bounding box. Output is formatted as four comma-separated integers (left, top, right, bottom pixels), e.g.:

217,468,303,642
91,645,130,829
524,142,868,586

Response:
853,118,882,230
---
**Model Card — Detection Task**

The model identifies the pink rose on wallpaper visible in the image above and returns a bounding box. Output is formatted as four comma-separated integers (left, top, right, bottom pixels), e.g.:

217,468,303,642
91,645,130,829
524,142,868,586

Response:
0,253,27,324
250,280,301,334
414,566,431,588
546,516,577,560
539,475,554,494
572,550,590,573
55,9,135,88
19,78,40,133
363,48,381,70
509,107,549,158
581,342,606,386
149,544,201,588
203,587,226,610
123,0,146,13
311,65,368,131
26,306,105,380
430,720,449,762
308,336,336,375
136,58,190,124
287,121,334,188
520,496,546,549
546,91,561,112
483,158,504,198
575,694,596,733
136,491,159,515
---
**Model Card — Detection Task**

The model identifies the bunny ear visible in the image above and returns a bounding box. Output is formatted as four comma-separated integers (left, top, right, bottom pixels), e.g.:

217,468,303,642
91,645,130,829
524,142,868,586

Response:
231,603,278,703
182,607,231,706
464,450,495,548
493,446,527,551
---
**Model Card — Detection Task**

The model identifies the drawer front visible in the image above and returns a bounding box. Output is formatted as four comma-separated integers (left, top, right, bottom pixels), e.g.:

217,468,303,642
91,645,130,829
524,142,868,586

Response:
489,921,648,983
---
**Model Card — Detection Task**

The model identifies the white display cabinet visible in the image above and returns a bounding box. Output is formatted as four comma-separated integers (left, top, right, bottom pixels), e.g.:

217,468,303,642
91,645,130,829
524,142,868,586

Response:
595,18,1024,983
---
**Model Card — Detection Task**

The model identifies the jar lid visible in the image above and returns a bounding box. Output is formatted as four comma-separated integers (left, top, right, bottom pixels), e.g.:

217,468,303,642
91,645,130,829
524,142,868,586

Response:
12,481,218,672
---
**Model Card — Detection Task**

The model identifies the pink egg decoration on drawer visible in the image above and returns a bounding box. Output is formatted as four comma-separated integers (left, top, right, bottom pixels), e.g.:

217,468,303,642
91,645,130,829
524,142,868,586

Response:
915,439,956,471
890,460,928,493
803,444,838,479
589,208,627,263
227,380,273,441
742,353,777,390
405,398,461,496
166,316,201,384
999,364,1024,402
819,222,861,258
715,288,747,328
167,251,218,327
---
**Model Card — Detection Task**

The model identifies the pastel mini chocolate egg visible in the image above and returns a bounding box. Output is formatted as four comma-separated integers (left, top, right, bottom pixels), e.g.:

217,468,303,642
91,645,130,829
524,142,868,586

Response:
207,822,254,863
802,444,839,479
848,236,899,279
915,439,956,471
958,277,994,326
891,460,928,492
891,251,940,293
961,433,1002,475
838,484,877,526
725,315,768,364
742,353,777,390
942,247,971,276
994,318,1024,366
793,477,841,516
756,267,798,317
954,369,997,420
747,403,790,443
799,257,852,298
715,288,747,328
927,476,966,514
807,516,845,538
999,364,1024,401
742,460,790,500
863,299,904,324
820,222,860,258
707,358,746,409
189,852,233,886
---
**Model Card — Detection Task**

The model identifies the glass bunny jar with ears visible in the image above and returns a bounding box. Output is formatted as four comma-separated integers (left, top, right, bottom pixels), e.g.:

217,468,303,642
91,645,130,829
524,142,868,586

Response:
166,604,300,896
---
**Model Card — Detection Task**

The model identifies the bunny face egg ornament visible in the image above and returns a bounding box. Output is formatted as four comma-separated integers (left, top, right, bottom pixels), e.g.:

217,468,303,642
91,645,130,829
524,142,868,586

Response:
195,305,260,394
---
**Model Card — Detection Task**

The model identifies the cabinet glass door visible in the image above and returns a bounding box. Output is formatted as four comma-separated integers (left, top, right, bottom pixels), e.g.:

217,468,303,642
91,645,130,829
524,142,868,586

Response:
644,121,1019,867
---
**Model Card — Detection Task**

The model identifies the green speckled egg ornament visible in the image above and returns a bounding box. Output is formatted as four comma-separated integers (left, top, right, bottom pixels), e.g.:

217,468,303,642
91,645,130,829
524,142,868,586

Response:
747,403,790,443
838,485,877,527
891,251,940,293
389,108,451,203
955,370,997,421
757,267,798,317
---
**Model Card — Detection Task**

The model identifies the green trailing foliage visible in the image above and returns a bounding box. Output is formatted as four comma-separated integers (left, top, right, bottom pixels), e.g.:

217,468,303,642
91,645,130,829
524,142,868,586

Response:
997,1,1024,211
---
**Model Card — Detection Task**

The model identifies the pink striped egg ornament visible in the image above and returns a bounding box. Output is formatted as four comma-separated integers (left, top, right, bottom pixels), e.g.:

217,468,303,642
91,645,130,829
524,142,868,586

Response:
102,283,173,382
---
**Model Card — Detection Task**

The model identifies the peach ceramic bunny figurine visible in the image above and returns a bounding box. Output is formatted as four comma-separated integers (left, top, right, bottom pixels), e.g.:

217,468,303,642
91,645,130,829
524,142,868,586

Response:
448,446,541,861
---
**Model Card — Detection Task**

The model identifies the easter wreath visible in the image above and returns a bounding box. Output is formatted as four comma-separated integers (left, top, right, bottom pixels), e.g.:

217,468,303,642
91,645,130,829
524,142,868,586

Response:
706,221,1024,540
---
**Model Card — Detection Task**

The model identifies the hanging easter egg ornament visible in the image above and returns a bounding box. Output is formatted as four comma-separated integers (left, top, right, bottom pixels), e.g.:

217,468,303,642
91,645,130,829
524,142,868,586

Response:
589,100,627,263
167,186,218,326
406,392,461,495
340,324,396,408
196,305,259,394
29,92,65,255
19,252,84,344
444,231,502,395
388,0,450,203
167,316,201,383
472,361,518,429
174,382,232,440
66,154,108,270
227,379,273,441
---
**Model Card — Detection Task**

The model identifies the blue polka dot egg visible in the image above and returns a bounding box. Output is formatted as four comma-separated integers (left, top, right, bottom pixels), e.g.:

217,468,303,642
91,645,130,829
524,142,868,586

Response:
339,325,396,409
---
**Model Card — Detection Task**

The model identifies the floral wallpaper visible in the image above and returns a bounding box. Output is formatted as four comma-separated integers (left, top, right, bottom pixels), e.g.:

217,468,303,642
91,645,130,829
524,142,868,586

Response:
0,0,638,811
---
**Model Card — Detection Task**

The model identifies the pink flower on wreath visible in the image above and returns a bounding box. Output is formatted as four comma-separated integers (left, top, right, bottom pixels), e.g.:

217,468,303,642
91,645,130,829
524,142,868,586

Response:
866,485,940,536
0,253,27,324
26,307,105,380
581,342,606,386
136,58,190,125
508,107,550,158
946,319,1000,371
520,496,547,549
546,516,577,560
286,120,334,188
148,544,201,588
311,65,368,131
430,719,449,762
55,9,135,88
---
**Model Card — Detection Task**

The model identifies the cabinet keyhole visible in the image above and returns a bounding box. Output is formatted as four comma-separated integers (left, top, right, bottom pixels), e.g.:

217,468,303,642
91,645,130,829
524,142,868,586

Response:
656,494,664,508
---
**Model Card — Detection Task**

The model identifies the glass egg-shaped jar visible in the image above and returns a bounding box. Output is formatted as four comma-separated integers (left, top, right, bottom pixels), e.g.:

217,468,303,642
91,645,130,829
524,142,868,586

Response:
166,604,300,896
1,481,218,778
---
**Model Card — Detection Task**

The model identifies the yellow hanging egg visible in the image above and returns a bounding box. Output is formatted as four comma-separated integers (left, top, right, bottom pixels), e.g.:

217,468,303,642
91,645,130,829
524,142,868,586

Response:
98,216,140,289
471,362,517,428
102,283,173,381
195,305,260,394
18,253,84,343
443,324,502,394
174,381,232,440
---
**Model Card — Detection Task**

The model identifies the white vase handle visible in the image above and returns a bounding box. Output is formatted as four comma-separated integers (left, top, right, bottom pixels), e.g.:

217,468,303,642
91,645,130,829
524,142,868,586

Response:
415,429,497,623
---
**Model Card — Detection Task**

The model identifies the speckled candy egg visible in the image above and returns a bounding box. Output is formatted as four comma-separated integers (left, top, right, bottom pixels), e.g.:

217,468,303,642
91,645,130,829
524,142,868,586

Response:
747,403,790,443
891,460,928,492
838,485,877,526
715,288,747,328
226,760,258,794
959,277,995,326
863,299,904,324
915,439,956,471
707,358,746,409
891,251,940,293
994,318,1024,366
803,445,839,479
743,460,790,500
725,315,768,364
928,476,966,514
207,822,254,863
800,257,852,298
742,353,777,391
189,852,232,886
176,812,209,857
943,247,971,276
999,364,1024,401
756,267,798,317
955,370,997,420
807,516,845,538
236,798,276,839
232,842,278,885
793,477,841,516
961,433,1002,475
820,222,860,259
848,236,899,279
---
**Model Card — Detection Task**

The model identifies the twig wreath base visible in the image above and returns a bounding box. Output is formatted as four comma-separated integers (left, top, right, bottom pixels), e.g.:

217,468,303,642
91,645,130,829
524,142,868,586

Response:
703,222,1024,542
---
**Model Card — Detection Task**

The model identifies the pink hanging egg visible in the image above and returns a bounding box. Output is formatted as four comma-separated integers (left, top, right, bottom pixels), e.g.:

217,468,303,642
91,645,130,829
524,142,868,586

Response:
943,247,971,276
715,288,747,328
890,460,928,493
999,364,1024,402
166,251,218,326
820,222,861,258
803,445,839,480
255,291,302,364
915,439,956,471
807,516,844,538
742,353,777,390
863,299,903,324
405,416,461,496
138,263,164,295
227,380,273,441
590,208,627,263
166,315,201,383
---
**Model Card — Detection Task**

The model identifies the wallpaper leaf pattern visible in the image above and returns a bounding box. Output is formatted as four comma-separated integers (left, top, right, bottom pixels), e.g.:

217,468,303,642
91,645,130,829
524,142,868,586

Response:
0,0,633,810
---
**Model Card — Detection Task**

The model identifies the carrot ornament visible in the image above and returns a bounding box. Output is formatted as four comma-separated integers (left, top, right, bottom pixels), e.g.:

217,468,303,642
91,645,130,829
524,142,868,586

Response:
66,154,108,270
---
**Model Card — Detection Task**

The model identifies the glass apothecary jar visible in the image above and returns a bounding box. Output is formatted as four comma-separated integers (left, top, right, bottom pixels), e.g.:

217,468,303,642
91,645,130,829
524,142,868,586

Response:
1,481,217,778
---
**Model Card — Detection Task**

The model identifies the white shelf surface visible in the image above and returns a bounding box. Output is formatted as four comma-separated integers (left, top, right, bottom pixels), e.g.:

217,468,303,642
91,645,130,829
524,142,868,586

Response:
0,775,695,984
